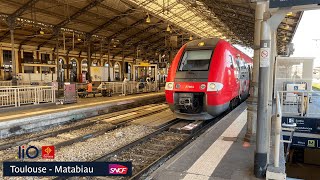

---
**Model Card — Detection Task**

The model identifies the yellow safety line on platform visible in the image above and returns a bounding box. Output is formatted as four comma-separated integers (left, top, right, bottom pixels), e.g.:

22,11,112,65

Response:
183,110,247,180
0,92,164,121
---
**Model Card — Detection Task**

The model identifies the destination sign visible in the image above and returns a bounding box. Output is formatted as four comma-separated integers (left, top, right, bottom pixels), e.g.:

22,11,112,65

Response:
270,0,320,8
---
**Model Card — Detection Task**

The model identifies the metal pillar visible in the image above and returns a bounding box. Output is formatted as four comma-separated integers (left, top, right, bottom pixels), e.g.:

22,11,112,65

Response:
56,33,60,89
254,20,271,178
246,2,266,136
87,38,91,82
267,31,277,163
10,28,17,86
122,47,125,80
107,43,111,82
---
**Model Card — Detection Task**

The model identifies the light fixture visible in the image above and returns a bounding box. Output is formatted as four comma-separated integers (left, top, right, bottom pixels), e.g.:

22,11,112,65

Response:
189,35,193,41
146,13,151,23
284,24,290,29
286,12,293,16
39,29,44,35
113,44,116,48
166,24,171,32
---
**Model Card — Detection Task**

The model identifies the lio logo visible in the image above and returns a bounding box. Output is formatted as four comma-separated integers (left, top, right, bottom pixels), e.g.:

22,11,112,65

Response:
109,164,128,175
18,146,39,159
18,145,55,159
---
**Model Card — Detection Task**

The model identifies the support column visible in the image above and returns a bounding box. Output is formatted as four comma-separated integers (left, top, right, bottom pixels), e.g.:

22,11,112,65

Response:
10,29,17,86
107,43,111,82
122,47,125,80
87,37,91,82
55,31,60,89
267,31,277,163
66,53,69,82
246,2,266,136
254,20,271,178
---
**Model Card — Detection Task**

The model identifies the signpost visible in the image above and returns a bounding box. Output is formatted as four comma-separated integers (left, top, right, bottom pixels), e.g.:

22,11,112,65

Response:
270,0,320,8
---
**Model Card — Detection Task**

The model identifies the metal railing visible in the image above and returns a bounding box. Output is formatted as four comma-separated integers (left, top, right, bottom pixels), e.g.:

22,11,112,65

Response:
272,91,319,167
0,86,56,108
97,81,158,95
0,81,12,86
123,81,158,95
278,90,320,117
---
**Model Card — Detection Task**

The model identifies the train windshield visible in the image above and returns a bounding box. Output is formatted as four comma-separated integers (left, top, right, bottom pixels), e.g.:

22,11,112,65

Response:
178,49,213,71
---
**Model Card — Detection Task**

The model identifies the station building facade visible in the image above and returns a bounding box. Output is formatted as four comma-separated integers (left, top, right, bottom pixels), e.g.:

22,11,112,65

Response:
0,42,166,83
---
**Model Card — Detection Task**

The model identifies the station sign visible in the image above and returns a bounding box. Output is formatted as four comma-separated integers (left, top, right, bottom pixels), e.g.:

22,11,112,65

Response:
283,135,320,149
269,0,320,8
282,116,320,134
139,62,150,66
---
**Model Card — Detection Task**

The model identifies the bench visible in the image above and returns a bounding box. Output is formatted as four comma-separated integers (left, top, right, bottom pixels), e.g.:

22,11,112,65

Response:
77,88,112,98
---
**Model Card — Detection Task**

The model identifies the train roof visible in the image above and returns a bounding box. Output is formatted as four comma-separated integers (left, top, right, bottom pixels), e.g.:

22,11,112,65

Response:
185,38,252,60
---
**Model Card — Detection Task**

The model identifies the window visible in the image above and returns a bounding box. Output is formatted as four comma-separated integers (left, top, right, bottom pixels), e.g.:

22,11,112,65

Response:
41,53,50,64
178,49,213,71
23,52,34,63
3,50,12,66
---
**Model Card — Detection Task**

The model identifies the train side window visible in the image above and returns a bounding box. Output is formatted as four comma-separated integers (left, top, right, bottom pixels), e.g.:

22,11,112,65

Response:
228,55,233,68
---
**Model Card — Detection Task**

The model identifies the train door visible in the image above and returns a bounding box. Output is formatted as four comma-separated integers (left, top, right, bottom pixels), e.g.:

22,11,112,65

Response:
238,59,249,98
228,54,239,98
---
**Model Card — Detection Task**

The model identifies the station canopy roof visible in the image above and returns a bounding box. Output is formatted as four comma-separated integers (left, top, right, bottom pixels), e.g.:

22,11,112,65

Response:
0,0,302,58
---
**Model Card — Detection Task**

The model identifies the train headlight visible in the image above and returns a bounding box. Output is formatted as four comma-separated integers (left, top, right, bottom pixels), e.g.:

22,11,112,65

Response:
175,83,181,89
207,82,223,91
165,82,174,90
200,84,206,90
209,83,215,89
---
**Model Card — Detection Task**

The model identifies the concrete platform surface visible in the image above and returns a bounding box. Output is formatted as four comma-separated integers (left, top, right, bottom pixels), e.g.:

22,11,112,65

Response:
0,92,164,138
149,103,260,180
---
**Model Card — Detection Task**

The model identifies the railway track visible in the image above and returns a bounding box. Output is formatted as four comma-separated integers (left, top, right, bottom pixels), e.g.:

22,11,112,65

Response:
91,108,231,180
0,103,169,163
55,107,231,180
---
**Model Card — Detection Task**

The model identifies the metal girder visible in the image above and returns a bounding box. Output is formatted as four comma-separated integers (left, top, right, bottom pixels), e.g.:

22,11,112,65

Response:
0,30,10,42
121,21,163,44
37,0,104,48
124,36,167,57
88,9,136,36
9,0,40,19
1,0,41,44
113,31,161,57
56,0,105,28
107,18,145,41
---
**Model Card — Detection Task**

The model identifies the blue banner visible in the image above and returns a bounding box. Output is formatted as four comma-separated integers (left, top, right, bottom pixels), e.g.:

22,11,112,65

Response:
282,116,320,134
283,135,320,149
3,162,132,176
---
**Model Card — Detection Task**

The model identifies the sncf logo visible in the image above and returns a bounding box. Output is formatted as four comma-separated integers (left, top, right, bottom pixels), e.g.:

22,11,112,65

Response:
108,164,128,175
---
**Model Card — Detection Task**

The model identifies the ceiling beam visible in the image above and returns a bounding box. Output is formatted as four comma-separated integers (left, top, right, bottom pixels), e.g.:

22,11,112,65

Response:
9,0,40,18
107,18,145,41
37,0,104,48
0,0,41,42
0,30,11,42
88,8,136,36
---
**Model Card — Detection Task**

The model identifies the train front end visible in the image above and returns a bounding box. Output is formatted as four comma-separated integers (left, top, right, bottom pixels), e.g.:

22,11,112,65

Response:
165,39,228,120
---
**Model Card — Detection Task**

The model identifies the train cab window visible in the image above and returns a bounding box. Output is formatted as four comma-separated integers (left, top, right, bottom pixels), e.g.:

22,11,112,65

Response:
178,49,213,71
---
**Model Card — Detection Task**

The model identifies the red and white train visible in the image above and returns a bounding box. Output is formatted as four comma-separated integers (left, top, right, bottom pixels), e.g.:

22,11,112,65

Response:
165,38,253,120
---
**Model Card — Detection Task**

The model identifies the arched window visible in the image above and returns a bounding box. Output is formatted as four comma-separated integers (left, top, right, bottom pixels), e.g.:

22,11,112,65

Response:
128,64,132,80
81,59,88,72
114,62,120,81
70,59,78,82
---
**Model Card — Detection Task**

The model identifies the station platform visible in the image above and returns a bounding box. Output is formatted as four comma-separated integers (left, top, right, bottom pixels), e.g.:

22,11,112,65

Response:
0,92,165,138
150,103,259,180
